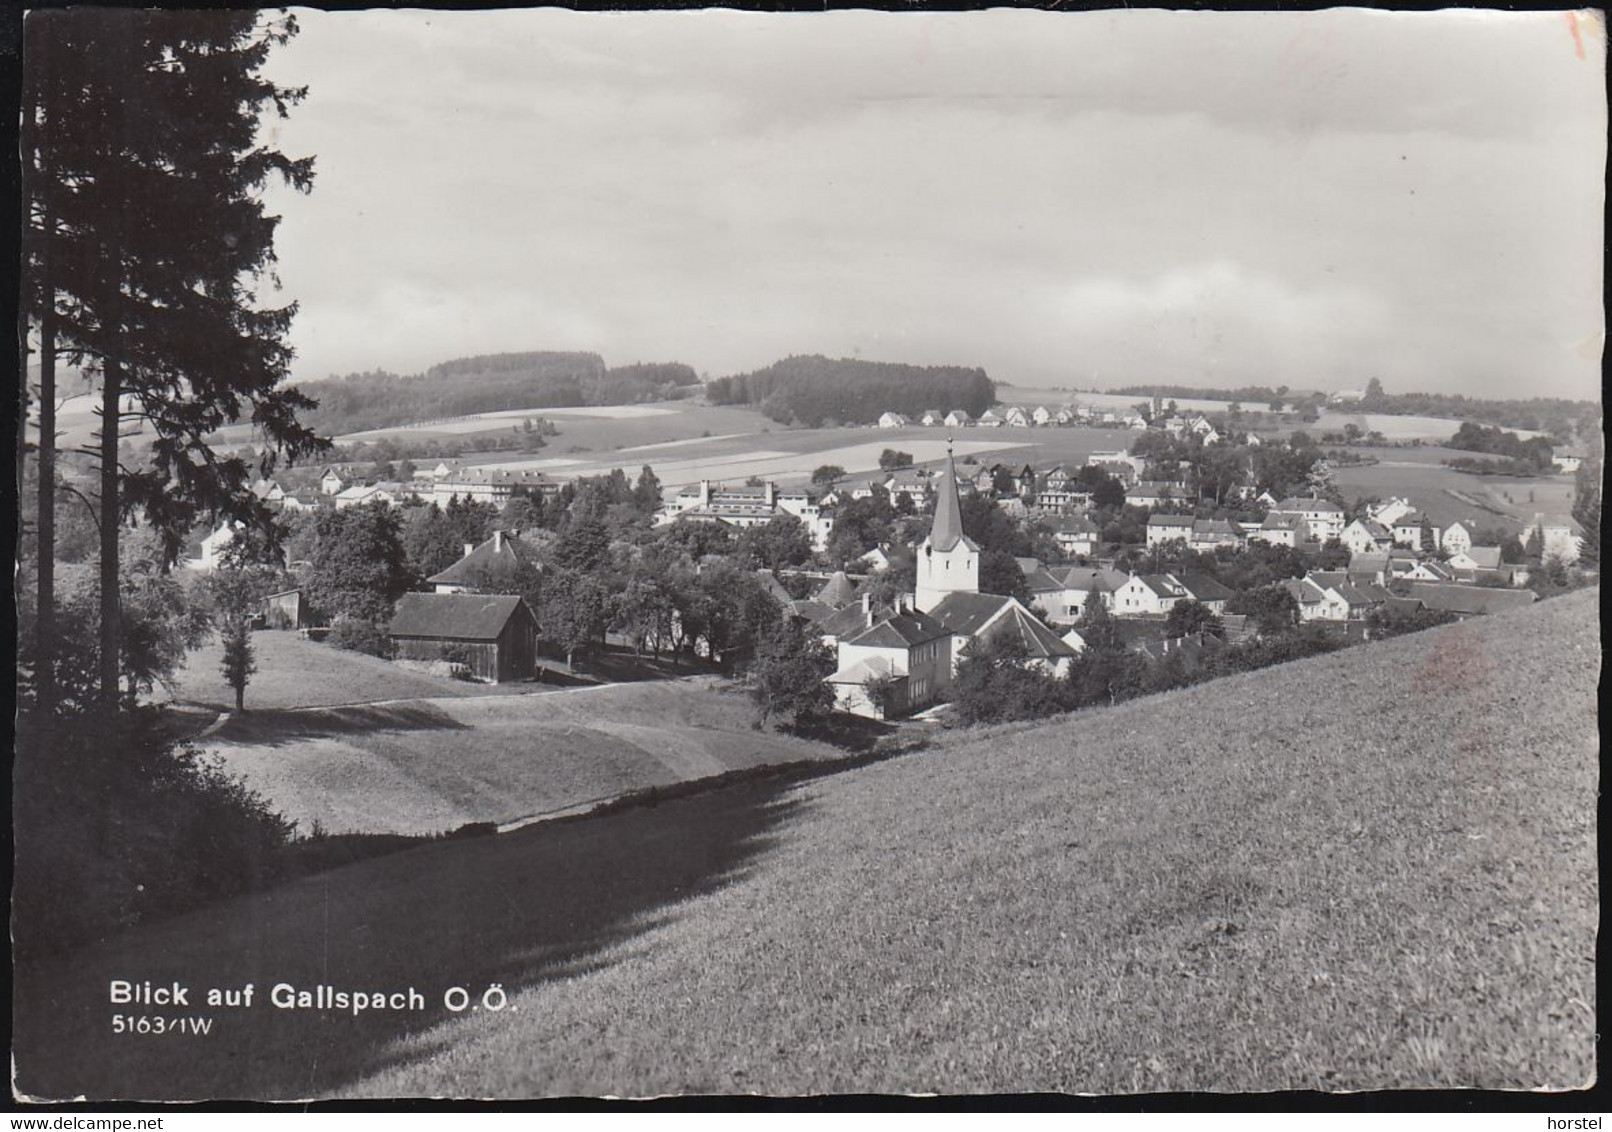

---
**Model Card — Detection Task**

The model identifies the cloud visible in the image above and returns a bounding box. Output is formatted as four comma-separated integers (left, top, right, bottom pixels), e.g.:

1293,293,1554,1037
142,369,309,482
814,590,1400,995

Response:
258,8,1604,401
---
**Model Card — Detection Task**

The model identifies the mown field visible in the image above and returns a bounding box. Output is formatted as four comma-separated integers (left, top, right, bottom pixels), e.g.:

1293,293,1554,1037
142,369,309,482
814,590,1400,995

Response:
200,677,840,837
170,632,546,712
1331,451,1578,531
13,589,1597,1100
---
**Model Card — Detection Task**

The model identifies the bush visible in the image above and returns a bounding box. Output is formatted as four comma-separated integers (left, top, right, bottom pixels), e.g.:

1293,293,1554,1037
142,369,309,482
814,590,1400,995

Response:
13,708,296,956
327,618,392,658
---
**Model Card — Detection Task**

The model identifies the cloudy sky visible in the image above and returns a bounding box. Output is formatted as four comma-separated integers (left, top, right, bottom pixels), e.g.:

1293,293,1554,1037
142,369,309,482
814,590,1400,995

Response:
260,7,1605,400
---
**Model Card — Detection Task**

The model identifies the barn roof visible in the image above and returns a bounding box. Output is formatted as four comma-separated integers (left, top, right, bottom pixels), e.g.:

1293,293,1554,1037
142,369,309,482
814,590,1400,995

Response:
389,593,534,640
1400,583,1537,616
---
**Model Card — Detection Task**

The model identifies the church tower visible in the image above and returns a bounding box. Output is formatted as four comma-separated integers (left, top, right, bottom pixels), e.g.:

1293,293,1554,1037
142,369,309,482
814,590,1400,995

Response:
915,440,980,613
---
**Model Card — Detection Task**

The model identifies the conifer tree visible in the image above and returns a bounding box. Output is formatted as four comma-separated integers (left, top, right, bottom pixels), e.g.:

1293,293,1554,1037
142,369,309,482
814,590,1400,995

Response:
21,10,324,706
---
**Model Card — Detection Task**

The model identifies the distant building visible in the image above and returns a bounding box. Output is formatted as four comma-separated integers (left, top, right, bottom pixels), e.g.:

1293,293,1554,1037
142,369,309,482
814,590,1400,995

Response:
943,409,974,429
432,467,561,510
1266,496,1346,542
976,409,1005,428
659,480,834,551
878,411,910,429
1145,513,1194,549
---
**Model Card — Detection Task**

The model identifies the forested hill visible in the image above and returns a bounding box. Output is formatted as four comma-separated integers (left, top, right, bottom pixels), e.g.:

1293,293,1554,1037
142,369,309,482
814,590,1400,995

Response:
296,353,699,435
706,355,995,427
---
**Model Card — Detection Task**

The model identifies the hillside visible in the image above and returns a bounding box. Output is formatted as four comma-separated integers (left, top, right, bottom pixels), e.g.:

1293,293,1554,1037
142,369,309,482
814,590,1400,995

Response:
200,676,843,837
12,590,1598,1100
295,352,699,436
706,354,995,427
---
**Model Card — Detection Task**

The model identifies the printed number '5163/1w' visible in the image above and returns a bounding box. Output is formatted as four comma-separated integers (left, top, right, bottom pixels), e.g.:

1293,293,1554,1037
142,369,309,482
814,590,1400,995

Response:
111,1015,214,1035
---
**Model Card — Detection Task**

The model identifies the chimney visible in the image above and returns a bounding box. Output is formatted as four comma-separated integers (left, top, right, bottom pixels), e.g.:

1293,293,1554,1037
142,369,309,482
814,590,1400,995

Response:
464,542,475,559
765,481,776,508
493,530,503,553
863,592,874,628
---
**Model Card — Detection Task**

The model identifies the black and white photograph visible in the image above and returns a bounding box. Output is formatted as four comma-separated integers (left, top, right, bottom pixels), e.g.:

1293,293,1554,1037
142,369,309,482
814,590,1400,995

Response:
10,3,1603,1104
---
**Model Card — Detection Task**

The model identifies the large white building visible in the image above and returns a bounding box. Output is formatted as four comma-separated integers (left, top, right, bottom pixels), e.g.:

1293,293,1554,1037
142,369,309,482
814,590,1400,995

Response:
658,479,834,551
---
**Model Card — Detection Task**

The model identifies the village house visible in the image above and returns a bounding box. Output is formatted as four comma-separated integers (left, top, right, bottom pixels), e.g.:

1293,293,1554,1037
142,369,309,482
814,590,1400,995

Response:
278,489,324,514
388,592,540,684
1144,513,1195,549
975,409,1005,428
182,522,240,573
1127,481,1188,509
883,470,932,508
827,596,953,719
878,411,910,429
1112,573,1187,617
927,591,1081,677
1031,405,1054,426
1003,405,1033,428
318,466,347,496
1404,559,1458,583
1251,512,1308,548
1368,497,1415,528
1391,512,1438,551
427,529,548,594
1340,518,1395,556
1441,520,1475,556
1554,450,1585,475
919,409,944,427
1188,519,1243,553
1026,564,1128,624
1283,576,1348,621
1045,515,1100,558
1053,406,1079,425
250,478,287,505
1347,548,1421,585
1533,514,1582,563
943,409,973,429
1266,496,1346,542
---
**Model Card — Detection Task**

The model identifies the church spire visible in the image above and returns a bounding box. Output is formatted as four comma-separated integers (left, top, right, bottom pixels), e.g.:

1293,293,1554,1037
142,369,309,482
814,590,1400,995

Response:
930,436,966,551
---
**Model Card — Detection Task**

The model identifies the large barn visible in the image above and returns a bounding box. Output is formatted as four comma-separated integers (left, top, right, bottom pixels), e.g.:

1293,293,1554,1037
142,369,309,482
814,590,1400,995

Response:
388,593,539,684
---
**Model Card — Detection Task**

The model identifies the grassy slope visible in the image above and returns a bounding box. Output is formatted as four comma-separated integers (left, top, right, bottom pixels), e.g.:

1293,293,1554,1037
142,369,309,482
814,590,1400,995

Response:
13,591,1598,1099
171,633,546,712
203,678,838,836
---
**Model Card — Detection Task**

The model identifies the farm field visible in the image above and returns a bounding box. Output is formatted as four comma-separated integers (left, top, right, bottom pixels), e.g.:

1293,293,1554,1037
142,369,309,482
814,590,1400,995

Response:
464,418,1139,489
1330,450,1577,531
200,677,838,837
14,589,1598,1099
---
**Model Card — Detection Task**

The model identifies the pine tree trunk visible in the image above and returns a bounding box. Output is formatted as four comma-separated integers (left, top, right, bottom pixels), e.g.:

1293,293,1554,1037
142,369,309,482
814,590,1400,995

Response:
99,356,122,708
235,683,244,712
36,304,57,713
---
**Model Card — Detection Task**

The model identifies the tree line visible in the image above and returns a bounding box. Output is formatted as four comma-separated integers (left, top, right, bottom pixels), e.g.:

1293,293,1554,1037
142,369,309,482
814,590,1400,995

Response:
705,354,996,427
296,354,699,436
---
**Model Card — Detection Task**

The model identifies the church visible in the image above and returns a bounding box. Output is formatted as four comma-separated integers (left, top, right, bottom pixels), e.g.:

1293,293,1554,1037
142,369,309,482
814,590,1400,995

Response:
826,443,1079,719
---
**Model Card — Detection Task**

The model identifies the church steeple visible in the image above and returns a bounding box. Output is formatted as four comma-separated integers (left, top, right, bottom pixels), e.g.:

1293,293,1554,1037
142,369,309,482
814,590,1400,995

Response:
915,437,979,613
930,437,967,552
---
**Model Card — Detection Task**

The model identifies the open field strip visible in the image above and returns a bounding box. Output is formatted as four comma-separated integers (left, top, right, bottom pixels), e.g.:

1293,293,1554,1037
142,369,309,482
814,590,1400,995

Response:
14,590,1597,1100
335,404,680,443
620,431,755,452
472,437,1034,487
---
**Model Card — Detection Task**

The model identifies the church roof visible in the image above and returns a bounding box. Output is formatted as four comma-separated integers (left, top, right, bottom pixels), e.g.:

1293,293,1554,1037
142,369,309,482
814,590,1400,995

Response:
927,444,975,553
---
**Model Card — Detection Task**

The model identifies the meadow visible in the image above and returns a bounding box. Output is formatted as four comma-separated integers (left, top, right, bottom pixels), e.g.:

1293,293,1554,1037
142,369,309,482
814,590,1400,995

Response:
13,588,1597,1100
1331,448,1576,530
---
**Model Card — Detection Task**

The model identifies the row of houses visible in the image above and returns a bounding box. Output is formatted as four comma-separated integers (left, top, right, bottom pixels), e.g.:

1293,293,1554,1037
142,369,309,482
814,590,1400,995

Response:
877,405,1149,430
